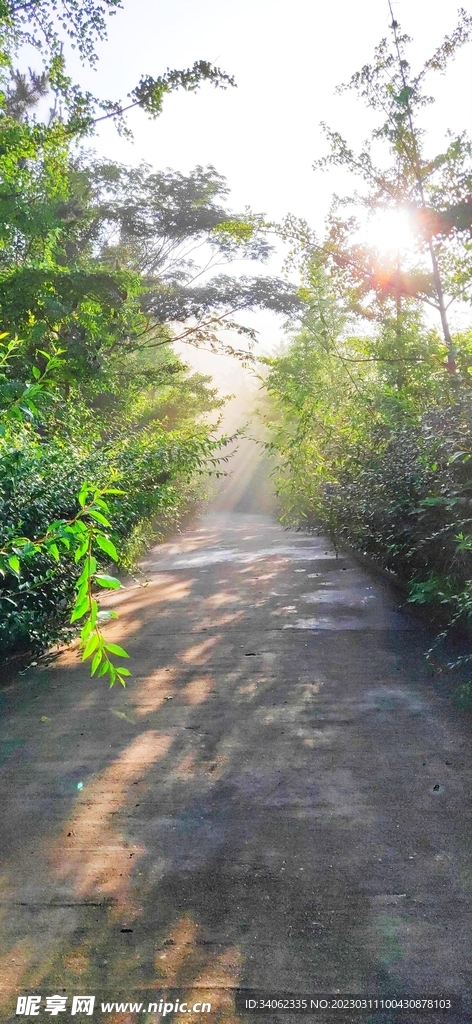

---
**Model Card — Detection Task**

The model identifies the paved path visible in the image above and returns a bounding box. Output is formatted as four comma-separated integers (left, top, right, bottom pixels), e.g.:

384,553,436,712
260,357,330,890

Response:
0,507,471,1022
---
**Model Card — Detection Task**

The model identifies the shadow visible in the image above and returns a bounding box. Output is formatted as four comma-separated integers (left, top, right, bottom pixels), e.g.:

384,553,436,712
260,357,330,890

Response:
0,463,471,1023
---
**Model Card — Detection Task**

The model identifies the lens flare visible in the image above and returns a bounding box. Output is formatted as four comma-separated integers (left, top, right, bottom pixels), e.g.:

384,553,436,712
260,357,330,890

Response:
365,209,415,254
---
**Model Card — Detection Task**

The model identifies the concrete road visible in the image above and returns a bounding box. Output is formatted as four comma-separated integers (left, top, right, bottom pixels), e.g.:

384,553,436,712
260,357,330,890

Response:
0,506,471,1023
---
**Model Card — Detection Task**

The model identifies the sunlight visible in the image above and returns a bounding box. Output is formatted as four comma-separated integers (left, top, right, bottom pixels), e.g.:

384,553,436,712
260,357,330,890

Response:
365,208,416,255
182,675,214,705
50,731,173,911
133,666,177,716
0,939,36,1005
180,636,219,665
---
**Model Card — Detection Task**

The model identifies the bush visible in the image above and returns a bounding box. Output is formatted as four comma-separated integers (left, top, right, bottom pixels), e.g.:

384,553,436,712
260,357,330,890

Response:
0,422,227,658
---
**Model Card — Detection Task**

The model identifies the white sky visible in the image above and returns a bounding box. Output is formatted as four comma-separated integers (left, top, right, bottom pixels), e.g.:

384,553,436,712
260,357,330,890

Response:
64,0,472,358
74,0,472,219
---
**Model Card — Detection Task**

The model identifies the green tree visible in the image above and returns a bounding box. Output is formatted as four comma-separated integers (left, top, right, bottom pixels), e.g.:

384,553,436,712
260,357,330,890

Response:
308,6,472,375
0,0,244,682
262,11,472,699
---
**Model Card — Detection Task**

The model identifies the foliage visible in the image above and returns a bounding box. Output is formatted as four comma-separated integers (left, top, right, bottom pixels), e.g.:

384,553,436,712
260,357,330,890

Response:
278,6,472,376
0,0,280,682
261,12,472,702
0,333,230,678
54,157,302,361
262,278,472,632
0,0,236,137
0,0,122,65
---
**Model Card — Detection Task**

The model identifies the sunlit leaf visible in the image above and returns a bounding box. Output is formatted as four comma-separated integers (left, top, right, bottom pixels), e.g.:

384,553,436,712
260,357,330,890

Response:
95,535,119,562
87,509,111,527
104,642,129,658
91,650,102,676
7,555,20,576
94,574,121,589
70,599,89,623
81,633,100,660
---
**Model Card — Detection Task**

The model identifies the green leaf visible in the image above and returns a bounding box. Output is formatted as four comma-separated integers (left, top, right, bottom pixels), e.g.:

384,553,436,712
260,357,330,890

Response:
78,484,89,508
90,599,99,627
93,497,111,511
17,541,39,558
74,538,90,562
18,404,33,421
7,555,20,575
94,574,121,589
70,599,90,623
81,633,100,660
95,534,119,562
31,366,41,380
75,583,89,610
104,642,129,658
80,619,93,642
70,520,88,535
91,650,103,676
117,667,131,677
77,556,98,584
87,509,111,527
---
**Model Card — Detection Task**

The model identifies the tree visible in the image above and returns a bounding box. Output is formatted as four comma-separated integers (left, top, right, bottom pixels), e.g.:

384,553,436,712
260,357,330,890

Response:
1,0,236,135
0,151,302,379
309,6,472,375
261,11,472,691
0,0,243,683
60,159,302,361
0,0,123,65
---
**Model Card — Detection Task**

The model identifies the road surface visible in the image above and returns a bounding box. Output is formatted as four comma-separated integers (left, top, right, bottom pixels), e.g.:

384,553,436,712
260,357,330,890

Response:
0,484,471,1021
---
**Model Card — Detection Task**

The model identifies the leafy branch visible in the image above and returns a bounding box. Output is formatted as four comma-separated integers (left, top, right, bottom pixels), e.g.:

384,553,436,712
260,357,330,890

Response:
0,337,130,685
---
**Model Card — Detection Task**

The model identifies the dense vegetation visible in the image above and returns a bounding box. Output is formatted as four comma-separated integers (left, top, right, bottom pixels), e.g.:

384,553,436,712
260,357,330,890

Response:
261,11,472,698
3,0,472,699
0,0,300,680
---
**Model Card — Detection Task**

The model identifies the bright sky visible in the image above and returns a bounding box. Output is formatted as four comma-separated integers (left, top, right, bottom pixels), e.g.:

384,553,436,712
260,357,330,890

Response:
65,0,472,359
74,0,471,220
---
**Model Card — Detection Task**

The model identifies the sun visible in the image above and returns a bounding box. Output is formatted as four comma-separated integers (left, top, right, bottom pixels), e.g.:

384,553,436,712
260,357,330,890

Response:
365,208,416,255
